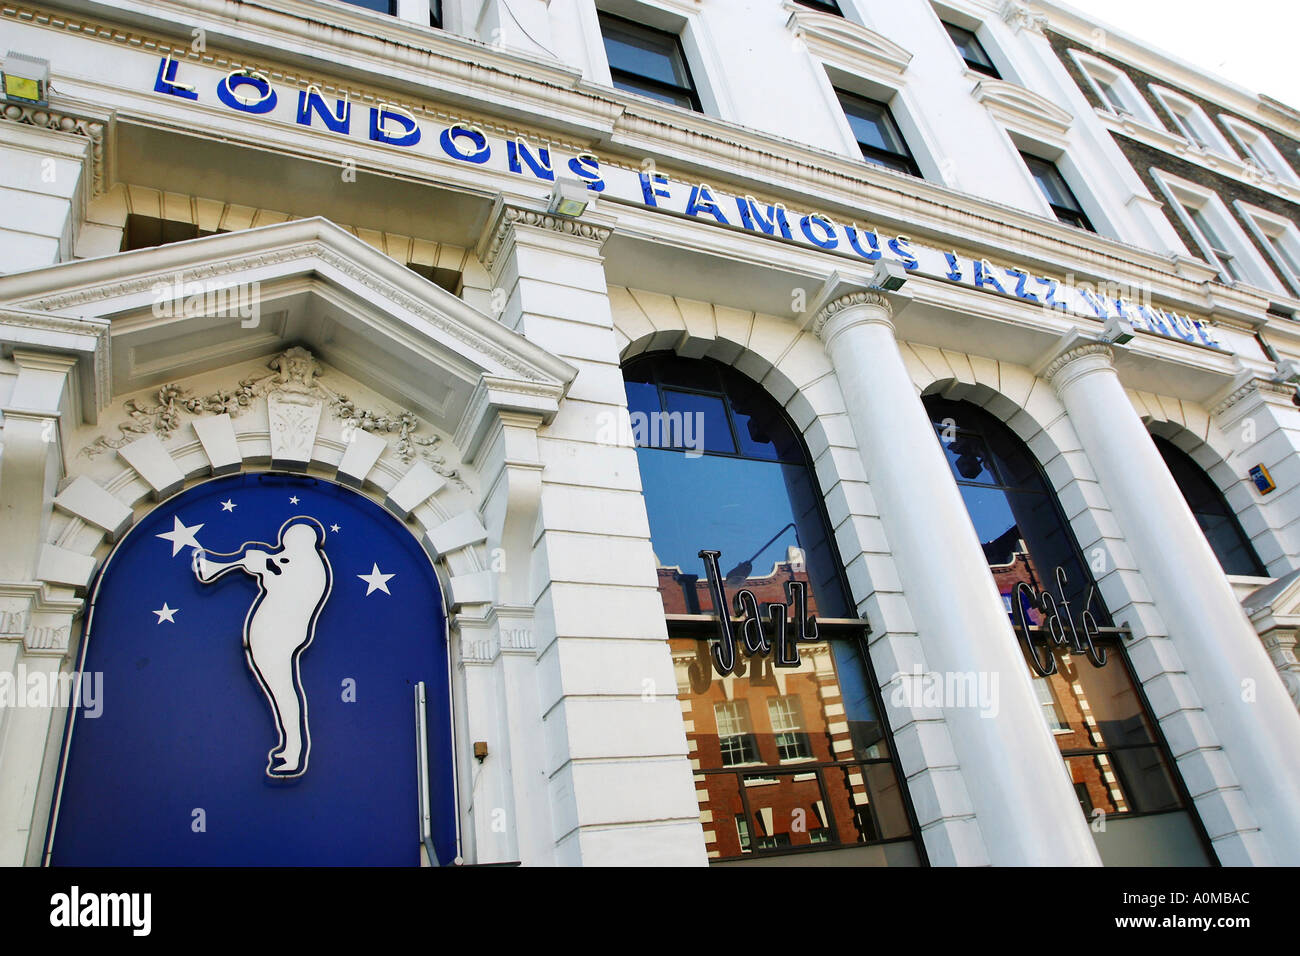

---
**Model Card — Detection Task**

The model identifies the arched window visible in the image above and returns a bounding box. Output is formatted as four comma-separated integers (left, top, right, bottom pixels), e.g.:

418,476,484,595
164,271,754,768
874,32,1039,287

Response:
925,396,1214,866
1153,435,1266,576
624,353,922,865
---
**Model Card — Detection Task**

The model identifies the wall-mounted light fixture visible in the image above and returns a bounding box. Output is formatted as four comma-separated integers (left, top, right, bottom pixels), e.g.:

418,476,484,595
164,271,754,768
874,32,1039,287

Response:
869,258,908,291
2,51,49,107
548,177,592,218
1100,313,1135,345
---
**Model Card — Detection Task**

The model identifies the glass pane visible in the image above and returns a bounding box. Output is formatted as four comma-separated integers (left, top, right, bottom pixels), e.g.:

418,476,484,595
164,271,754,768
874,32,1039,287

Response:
1023,153,1078,211
601,20,688,87
840,95,906,156
1020,644,1161,748
639,449,850,617
623,379,659,421
938,429,1001,484
1066,746,1182,816
661,389,735,454
339,0,392,12
610,75,694,109
676,636,912,861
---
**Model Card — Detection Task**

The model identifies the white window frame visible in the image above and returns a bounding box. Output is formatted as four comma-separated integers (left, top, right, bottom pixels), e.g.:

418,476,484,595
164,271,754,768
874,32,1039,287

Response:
1068,50,1159,127
1220,116,1300,186
586,0,731,118
1236,200,1300,298
820,63,943,182
1150,85,1234,157
1151,170,1282,292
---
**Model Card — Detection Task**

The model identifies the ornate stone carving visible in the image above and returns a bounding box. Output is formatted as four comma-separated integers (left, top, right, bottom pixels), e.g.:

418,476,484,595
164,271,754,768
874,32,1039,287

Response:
0,101,107,195
479,205,613,274
1211,377,1298,419
1040,342,1113,384
810,290,893,340
1000,1,1048,34
82,347,464,484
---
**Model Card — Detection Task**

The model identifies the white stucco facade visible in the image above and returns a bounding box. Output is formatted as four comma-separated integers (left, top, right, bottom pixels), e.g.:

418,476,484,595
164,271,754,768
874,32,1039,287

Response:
2,0,1300,866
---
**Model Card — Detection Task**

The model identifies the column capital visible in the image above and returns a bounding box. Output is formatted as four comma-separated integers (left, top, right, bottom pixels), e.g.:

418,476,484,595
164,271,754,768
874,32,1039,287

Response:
1034,331,1115,391
476,198,615,275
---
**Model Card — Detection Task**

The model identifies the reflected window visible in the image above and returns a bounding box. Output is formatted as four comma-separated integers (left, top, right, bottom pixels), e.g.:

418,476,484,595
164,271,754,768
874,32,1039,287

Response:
1153,435,1266,576
626,353,921,865
926,396,1212,865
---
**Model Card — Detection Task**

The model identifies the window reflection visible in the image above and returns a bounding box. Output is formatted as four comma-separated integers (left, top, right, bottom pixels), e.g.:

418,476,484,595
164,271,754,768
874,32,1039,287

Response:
927,397,1207,863
676,636,908,860
627,353,919,864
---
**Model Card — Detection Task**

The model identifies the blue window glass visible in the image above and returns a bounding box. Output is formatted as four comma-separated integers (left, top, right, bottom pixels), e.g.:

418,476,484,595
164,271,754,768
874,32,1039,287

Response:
626,353,921,865
925,396,1212,865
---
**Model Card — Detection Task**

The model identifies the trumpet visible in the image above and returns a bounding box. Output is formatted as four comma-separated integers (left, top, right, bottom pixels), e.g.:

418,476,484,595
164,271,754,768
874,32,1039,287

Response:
192,548,250,582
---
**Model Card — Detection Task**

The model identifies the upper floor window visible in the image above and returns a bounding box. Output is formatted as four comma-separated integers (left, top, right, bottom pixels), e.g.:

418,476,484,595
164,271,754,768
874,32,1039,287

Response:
1239,202,1300,296
1069,51,1159,126
597,11,701,111
836,89,922,177
430,0,442,28
1152,86,1232,155
1020,152,1094,231
1153,172,1279,289
1153,436,1266,577
794,0,844,13
1220,116,1300,185
942,22,999,78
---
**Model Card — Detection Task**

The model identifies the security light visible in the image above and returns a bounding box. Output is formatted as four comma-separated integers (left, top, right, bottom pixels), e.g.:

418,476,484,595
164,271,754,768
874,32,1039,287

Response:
1273,359,1300,384
870,258,908,291
2,51,49,106
548,177,592,218
1100,313,1135,345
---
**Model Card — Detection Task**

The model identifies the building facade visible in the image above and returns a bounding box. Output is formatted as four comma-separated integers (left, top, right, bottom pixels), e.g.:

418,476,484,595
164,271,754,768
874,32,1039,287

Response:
2,0,1300,866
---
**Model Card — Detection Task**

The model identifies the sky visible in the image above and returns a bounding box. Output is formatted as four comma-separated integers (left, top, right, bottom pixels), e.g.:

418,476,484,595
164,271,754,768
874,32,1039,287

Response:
1070,0,1300,108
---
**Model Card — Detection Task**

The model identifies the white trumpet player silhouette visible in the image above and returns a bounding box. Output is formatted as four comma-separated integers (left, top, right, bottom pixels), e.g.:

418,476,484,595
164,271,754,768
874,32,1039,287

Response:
192,517,332,778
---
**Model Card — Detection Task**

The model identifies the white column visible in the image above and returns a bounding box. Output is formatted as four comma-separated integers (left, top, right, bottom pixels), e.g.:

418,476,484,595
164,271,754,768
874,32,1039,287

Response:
1044,341,1300,862
814,289,1101,866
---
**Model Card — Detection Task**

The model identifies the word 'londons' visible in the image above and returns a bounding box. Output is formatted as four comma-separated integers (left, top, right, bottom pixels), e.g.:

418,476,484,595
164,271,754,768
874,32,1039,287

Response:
150,57,1218,349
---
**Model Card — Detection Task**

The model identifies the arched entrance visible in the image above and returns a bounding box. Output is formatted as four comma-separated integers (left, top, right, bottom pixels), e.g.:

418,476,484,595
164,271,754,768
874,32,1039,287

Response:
45,472,457,866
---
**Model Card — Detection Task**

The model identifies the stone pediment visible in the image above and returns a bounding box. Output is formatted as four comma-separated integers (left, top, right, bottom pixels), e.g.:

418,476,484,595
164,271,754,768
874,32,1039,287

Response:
0,217,577,454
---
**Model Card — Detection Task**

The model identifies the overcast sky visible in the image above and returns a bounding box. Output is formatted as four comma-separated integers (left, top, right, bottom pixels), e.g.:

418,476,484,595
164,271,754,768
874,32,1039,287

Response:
1067,0,1300,107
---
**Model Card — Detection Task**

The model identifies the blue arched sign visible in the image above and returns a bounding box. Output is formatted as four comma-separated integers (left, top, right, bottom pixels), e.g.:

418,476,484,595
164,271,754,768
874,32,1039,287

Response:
46,472,457,866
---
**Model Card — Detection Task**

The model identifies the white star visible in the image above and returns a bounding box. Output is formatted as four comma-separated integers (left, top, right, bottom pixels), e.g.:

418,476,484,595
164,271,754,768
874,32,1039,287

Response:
220,499,236,512
153,603,179,624
156,516,204,557
289,496,300,505
358,563,395,596
330,524,341,533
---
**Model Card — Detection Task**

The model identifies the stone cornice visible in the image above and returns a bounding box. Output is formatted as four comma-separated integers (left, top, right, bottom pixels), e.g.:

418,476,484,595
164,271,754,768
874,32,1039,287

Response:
783,2,912,80
1041,342,1114,384
972,76,1072,139
4,1,1280,331
475,202,614,275
1210,376,1298,419
0,97,110,196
